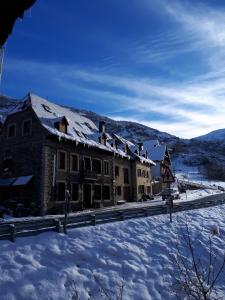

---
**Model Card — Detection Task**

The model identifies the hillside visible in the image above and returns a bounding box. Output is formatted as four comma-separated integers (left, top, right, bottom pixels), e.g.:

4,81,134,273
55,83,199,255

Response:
0,94,225,181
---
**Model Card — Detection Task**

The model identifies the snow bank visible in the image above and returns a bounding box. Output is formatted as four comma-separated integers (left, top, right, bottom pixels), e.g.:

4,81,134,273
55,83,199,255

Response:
0,205,225,299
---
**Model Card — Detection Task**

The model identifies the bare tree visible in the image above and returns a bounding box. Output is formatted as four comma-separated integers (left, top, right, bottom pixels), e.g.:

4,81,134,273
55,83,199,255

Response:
172,222,225,300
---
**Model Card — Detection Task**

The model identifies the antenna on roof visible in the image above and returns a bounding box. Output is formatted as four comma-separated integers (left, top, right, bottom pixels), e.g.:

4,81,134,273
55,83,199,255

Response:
0,45,5,91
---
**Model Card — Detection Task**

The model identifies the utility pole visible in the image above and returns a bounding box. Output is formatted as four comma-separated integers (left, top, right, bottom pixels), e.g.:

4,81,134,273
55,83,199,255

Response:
64,176,71,234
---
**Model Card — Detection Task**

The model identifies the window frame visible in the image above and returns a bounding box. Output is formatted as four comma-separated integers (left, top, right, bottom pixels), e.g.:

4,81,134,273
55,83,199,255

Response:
56,181,66,202
70,153,79,173
103,185,111,201
22,119,32,136
71,183,80,202
83,156,92,171
57,150,67,171
92,158,102,175
7,123,16,139
103,160,110,176
123,168,129,184
93,184,102,201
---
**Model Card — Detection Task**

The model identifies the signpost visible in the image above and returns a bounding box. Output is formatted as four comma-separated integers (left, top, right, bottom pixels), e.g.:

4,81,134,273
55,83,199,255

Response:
162,167,175,223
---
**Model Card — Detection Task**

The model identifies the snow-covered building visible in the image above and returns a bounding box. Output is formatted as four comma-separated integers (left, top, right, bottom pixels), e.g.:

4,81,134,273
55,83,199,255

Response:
0,93,156,216
143,140,173,194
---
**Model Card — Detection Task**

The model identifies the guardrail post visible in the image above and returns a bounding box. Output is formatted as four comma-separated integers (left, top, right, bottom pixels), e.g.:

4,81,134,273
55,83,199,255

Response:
9,224,16,242
91,214,96,226
54,219,63,233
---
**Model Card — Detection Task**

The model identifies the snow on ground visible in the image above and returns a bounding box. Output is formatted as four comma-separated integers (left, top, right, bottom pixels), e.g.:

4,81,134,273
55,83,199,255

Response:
173,156,225,188
0,205,225,300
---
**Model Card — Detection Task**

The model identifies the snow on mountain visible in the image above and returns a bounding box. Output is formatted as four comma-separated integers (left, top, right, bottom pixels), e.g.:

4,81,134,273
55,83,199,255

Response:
195,128,225,142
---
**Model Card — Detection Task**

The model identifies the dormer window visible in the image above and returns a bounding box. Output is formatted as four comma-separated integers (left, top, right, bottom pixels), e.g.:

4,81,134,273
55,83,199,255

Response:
54,116,68,134
42,104,52,113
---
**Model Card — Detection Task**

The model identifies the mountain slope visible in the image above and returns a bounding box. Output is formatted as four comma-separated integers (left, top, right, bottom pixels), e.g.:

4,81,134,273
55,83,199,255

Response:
195,129,225,142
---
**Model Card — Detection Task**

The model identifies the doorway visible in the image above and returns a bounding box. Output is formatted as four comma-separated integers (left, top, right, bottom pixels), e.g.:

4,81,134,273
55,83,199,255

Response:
83,184,92,208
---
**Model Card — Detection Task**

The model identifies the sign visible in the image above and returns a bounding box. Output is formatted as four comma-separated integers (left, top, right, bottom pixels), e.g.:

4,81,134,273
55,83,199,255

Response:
162,167,175,183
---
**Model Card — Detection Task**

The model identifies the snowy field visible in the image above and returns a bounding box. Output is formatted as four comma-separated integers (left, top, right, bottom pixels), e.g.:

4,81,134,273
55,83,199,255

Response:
1,204,225,300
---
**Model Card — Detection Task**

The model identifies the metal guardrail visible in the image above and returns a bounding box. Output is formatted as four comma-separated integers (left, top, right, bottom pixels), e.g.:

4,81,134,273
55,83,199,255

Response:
0,193,225,242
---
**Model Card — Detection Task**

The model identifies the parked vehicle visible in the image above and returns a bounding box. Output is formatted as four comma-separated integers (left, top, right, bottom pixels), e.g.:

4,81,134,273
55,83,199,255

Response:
162,188,180,201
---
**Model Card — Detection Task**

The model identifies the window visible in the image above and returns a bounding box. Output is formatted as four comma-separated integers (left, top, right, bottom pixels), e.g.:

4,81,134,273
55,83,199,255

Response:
123,168,129,184
70,154,79,172
84,157,91,171
22,120,32,136
138,185,145,194
104,161,110,175
142,170,146,177
93,185,101,200
92,159,101,174
71,183,79,201
146,171,149,178
7,124,16,138
115,166,119,177
57,182,65,201
116,186,121,196
147,186,151,194
58,151,66,170
137,169,141,177
103,185,110,200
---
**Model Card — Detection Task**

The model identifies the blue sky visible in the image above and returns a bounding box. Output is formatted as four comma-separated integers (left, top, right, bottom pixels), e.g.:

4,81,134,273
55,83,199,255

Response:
2,0,225,138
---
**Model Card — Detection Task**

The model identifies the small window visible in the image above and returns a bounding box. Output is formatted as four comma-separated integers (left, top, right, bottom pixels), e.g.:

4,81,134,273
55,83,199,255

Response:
146,171,149,178
93,185,101,200
74,129,83,138
103,185,110,200
115,166,119,177
22,120,32,136
104,161,110,175
58,151,67,170
57,182,65,201
71,183,79,201
70,154,79,172
116,186,121,196
92,159,102,174
142,170,145,177
7,124,16,138
84,157,91,171
137,169,141,177
123,168,129,184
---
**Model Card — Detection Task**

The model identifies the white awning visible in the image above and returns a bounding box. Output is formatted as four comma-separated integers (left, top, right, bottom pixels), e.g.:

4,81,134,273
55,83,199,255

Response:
12,175,33,186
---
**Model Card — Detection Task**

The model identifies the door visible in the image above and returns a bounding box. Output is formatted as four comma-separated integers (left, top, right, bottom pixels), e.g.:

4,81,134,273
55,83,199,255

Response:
83,184,92,208
123,186,130,201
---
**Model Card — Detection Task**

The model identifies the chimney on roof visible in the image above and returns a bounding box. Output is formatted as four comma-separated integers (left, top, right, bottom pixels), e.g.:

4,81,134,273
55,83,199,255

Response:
99,121,105,133
99,132,107,146
145,150,148,159
124,144,129,155
138,142,143,155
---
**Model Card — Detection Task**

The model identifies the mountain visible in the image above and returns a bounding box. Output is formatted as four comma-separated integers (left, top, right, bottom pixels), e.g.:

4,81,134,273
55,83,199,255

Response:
0,94,225,181
195,129,225,143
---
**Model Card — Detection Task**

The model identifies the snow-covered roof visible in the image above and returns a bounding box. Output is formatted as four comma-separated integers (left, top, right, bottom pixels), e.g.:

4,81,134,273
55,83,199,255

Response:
113,133,135,147
143,140,167,161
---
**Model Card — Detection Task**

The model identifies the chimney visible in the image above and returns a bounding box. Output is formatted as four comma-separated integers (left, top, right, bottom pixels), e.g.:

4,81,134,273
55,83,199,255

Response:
99,121,106,133
124,144,129,155
145,150,148,158
99,132,106,146
138,142,143,155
